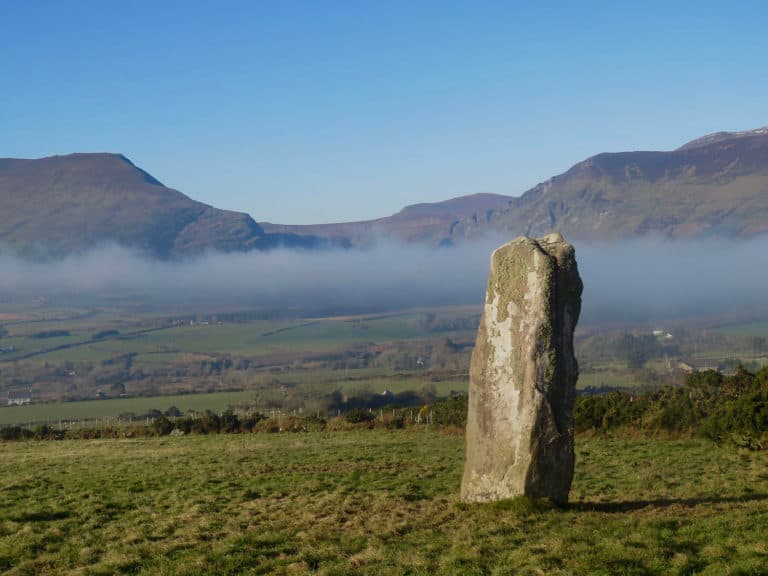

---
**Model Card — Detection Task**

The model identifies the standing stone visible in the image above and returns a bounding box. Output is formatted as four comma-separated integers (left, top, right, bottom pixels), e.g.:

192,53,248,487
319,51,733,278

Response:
461,233,582,503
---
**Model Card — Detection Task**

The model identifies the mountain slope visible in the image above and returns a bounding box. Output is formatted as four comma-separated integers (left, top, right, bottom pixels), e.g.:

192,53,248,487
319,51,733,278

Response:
4,126,767,259
479,127,768,241
0,153,325,258
261,193,515,246
264,127,768,244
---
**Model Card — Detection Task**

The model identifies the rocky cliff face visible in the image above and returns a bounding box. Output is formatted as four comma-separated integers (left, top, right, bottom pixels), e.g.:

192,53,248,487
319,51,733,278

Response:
461,233,582,503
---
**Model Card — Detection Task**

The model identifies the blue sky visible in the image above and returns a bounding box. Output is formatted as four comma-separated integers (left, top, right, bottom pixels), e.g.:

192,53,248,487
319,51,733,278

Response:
2,1,767,224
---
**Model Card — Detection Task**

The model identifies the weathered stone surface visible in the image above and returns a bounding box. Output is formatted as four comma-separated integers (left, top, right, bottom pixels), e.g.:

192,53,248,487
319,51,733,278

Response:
461,233,582,503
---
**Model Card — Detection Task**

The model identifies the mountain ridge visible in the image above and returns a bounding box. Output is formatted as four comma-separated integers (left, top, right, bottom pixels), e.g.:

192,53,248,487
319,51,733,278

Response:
2,125,768,258
263,127,768,244
0,153,332,258
260,192,515,246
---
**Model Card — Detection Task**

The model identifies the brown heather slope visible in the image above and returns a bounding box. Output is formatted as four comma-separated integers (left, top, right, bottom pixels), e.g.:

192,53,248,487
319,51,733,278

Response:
0,153,326,258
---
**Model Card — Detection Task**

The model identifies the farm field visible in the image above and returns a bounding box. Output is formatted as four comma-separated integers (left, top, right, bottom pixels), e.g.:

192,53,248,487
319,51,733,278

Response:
3,302,768,418
0,371,467,427
0,391,257,427
1,432,767,575
0,305,479,406
716,320,768,338
0,307,476,365
0,308,477,365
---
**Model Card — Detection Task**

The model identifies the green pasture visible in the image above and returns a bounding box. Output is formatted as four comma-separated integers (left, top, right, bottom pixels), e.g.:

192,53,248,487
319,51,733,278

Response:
1,432,767,574
36,338,176,364
4,311,141,336
1,311,473,366
141,314,456,356
715,320,768,338
0,373,468,426
275,376,466,401
0,332,87,359
576,363,639,390
0,391,255,426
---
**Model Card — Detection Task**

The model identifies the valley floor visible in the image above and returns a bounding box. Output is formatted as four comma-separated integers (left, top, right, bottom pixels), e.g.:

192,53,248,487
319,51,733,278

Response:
1,432,767,575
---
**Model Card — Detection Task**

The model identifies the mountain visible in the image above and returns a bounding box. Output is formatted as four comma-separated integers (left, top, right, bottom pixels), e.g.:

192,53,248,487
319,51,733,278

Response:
0,153,329,258
264,126,768,244
261,193,515,246
482,126,768,241
3,126,768,259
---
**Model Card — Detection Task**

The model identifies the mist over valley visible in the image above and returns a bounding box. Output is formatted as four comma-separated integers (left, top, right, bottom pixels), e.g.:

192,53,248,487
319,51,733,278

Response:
1,235,766,327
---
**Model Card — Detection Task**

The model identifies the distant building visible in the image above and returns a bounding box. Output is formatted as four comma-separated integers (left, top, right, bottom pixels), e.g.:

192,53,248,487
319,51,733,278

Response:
677,362,695,374
7,389,32,406
677,361,720,374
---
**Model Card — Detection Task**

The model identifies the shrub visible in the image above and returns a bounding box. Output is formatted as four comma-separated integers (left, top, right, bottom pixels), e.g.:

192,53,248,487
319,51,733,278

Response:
220,410,241,433
345,408,374,423
382,414,405,429
242,412,267,432
573,366,768,447
0,426,33,441
151,416,174,436
431,394,468,427
33,425,59,440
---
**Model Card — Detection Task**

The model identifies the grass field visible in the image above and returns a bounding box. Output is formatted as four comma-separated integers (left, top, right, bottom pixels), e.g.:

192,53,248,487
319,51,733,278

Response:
1,306,476,409
1,432,767,575
575,368,639,390
716,321,768,338
1,310,474,365
0,391,257,427
0,373,465,426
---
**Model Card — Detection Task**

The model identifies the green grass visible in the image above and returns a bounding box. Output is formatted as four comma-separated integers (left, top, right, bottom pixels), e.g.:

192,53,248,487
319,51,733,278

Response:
140,315,447,356
0,391,256,426
577,360,642,389
2,311,473,365
716,321,768,338
0,375,465,426
329,377,465,396
31,338,174,364
0,432,767,574
265,372,466,397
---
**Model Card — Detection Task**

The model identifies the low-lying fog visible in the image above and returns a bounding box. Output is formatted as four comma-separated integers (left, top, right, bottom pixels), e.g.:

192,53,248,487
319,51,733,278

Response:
1,236,766,325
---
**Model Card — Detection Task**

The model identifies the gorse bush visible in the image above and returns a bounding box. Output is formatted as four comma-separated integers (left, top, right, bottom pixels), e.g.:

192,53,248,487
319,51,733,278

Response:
431,393,468,427
170,410,265,434
575,366,768,448
151,416,174,436
574,391,650,430
345,408,375,424
0,426,33,441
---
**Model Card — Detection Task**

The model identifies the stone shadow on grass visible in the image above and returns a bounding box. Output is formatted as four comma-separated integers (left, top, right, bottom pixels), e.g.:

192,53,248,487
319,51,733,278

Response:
569,493,768,513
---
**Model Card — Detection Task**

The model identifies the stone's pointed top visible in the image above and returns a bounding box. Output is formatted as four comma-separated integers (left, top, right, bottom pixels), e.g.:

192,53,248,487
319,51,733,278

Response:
500,233,569,247
539,232,566,245
493,235,538,254
492,233,573,263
